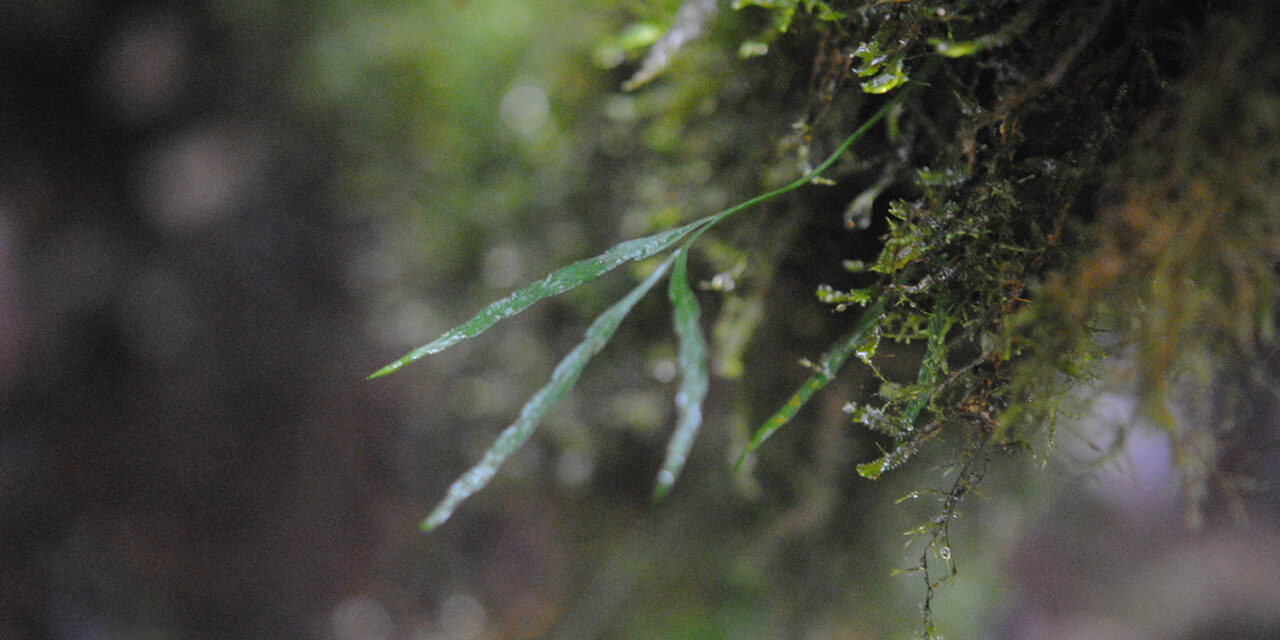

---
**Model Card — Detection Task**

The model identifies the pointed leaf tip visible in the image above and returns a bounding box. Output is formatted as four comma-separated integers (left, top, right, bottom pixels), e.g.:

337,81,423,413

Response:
419,255,677,533
368,219,712,380
421,504,452,531
652,469,677,502
856,456,890,480
735,297,887,469
653,248,709,502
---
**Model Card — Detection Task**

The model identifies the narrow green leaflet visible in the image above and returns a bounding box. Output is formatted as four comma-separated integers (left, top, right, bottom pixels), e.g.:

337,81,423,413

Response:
369,218,712,379
860,56,908,94
858,303,952,479
929,38,985,58
373,88,910,381
393,88,912,530
422,255,677,531
901,301,953,427
735,297,887,468
653,247,709,500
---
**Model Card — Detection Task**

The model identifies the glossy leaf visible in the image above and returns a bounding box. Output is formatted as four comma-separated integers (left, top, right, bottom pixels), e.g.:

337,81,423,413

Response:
901,302,953,427
929,38,984,58
654,247,709,500
851,41,888,77
422,255,677,530
735,297,887,468
370,218,713,379
408,88,912,528
858,304,952,479
860,56,908,94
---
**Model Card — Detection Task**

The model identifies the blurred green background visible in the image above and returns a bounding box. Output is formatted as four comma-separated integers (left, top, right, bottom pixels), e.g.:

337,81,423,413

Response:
2,1,1279,639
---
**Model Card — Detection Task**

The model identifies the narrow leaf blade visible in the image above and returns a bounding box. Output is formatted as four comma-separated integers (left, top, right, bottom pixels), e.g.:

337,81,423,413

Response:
370,218,712,378
654,248,709,500
735,297,886,468
901,301,953,427
380,90,910,380
861,303,953,479
422,255,676,530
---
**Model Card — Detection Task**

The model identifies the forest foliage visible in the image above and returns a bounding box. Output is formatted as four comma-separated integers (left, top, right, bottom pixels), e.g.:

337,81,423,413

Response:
361,0,1278,634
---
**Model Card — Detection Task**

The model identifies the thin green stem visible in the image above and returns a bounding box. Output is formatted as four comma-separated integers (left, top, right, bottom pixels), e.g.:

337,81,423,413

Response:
696,88,913,236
